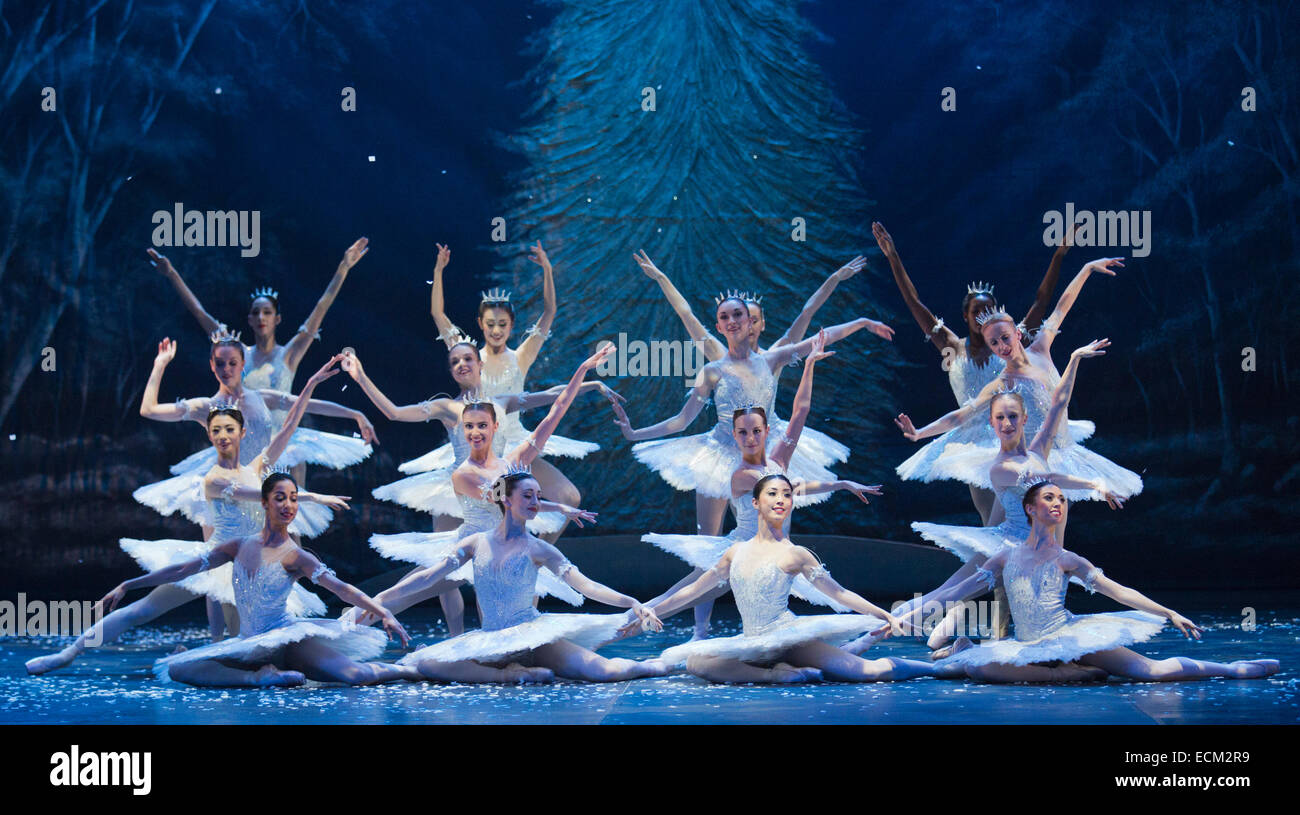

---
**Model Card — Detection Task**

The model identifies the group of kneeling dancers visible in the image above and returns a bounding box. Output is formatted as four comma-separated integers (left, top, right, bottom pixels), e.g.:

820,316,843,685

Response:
24,227,1279,687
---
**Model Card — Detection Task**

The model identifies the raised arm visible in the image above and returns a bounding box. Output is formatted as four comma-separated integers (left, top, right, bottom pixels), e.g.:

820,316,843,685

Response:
258,389,377,445
771,256,865,348
138,338,205,422
1036,257,1124,350
873,221,958,353
1020,225,1076,332
609,366,714,441
1061,551,1201,638
514,241,558,374
147,249,222,335
507,343,615,465
765,316,893,368
261,356,343,465
339,351,456,423
428,243,461,349
633,249,725,361
771,329,832,470
1029,339,1109,457
283,238,368,370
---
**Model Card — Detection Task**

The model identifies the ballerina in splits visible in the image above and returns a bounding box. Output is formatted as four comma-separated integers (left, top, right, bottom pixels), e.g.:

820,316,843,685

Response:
893,257,1143,501
631,330,884,635
919,480,1280,683
112,471,418,688
340,344,615,633
634,248,866,468
427,241,594,541
621,474,941,684
851,339,1125,657
25,353,351,675
610,292,892,635
148,243,374,479
353,468,666,684
872,221,1074,523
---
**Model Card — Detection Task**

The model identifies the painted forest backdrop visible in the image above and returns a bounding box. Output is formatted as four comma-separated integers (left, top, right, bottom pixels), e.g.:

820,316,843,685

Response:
2,0,1298,595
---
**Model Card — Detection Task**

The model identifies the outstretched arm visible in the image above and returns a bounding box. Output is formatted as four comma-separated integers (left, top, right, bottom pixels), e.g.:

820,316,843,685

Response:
532,541,660,630
98,540,239,612
262,356,343,465
339,351,455,423
1021,225,1076,332
139,338,206,422
1036,257,1124,351
428,243,460,349
772,329,833,470
1029,338,1108,457
367,544,475,617
796,548,900,634
283,238,368,370
649,552,734,620
147,250,222,335
872,222,958,353
507,343,615,465
894,380,999,441
515,241,558,374
258,389,377,445
290,549,409,647
1061,552,1201,638
771,256,866,348
609,367,713,441
633,249,725,361
766,316,893,368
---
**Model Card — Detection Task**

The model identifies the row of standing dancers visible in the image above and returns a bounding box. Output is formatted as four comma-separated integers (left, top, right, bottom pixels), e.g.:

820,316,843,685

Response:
24,227,1279,686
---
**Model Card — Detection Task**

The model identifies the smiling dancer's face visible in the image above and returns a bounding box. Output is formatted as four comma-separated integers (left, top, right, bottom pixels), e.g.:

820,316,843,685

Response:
981,319,1022,360
462,406,497,452
478,307,513,350
747,302,765,346
1025,484,1068,528
263,478,300,527
247,296,281,340
448,344,481,387
502,476,542,521
753,478,793,524
715,299,752,342
732,411,768,456
207,414,245,457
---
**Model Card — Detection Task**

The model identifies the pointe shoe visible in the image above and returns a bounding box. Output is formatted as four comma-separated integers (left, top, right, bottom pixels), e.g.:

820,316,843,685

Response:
25,648,76,676
1231,659,1280,679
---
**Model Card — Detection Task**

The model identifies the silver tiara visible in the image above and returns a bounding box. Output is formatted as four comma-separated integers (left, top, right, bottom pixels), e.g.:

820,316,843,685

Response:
992,382,1023,397
250,286,279,301
263,462,293,479
744,292,763,305
1019,472,1055,490
210,326,242,344
207,399,239,414
967,281,995,296
714,289,747,305
480,288,512,304
437,327,479,347
502,462,533,478
974,305,1013,327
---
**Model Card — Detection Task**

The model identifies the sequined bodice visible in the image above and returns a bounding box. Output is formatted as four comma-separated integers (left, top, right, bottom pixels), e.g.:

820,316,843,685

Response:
995,482,1032,539
1015,374,1071,447
454,493,504,539
232,558,295,635
713,354,777,424
472,543,541,631
1002,549,1070,642
479,355,529,436
948,346,1005,404
242,346,295,427
729,543,797,636
207,478,264,542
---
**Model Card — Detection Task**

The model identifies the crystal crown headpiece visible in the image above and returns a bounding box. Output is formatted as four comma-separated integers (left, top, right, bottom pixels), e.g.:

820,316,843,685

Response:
967,281,995,296
250,286,279,302
975,305,1013,328
480,288,512,304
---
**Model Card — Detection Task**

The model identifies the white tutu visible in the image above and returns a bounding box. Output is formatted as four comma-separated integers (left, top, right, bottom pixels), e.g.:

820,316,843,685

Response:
169,427,372,476
911,522,1016,563
917,439,1143,500
118,538,326,616
398,443,455,475
642,533,851,612
153,617,387,682
372,467,464,518
132,473,333,538
898,418,1094,484
659,613,876,668
935,610,1167,667
498,428,599,460
368,530,583,606
770,417,849,466
633,421,839,499
399,612,625,666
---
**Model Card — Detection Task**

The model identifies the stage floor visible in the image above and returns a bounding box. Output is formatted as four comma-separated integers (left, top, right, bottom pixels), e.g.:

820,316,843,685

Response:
3,599,1296,725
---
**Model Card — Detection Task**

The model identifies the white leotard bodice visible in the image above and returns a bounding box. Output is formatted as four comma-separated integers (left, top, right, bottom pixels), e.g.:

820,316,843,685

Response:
712,354,777,426
1001,550,1071,642
479,353,531,440
948,345,1005,404
729,543,797,636
242,345,295,427
470,543,554,631
231,559,297,635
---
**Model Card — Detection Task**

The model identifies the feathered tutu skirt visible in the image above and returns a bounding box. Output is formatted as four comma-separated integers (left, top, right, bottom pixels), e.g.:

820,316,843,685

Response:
632,421,839,499
399,612,626,666
168,427,372,476
368,529,583,605
659,611,877,668
118,538,326,616
372,467,463,518
910,520,1023,563
132,473,333,537
770,414,849,466
935,610,1167,667
153,617,387,682
642,533,850,612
